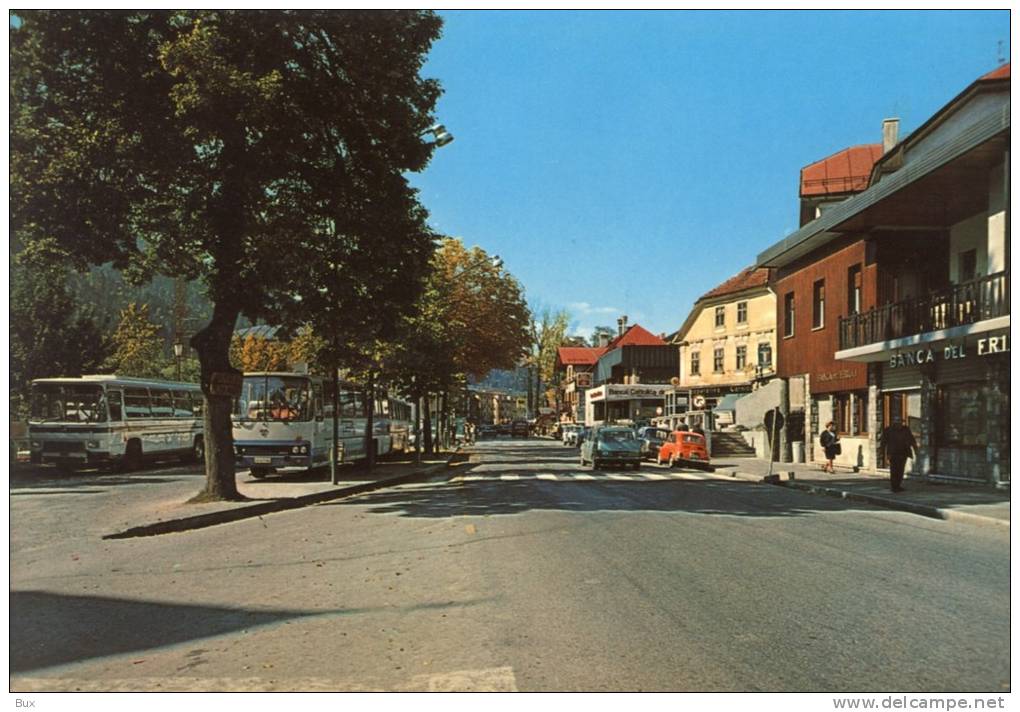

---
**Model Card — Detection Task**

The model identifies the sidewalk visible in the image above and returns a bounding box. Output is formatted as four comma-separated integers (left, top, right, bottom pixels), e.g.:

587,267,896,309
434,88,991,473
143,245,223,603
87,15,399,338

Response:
710,456,1010,528
103,453,461,540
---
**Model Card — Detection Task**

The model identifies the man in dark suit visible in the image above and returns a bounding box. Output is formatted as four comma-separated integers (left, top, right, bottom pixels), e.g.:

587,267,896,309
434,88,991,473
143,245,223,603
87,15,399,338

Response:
882,416,918,493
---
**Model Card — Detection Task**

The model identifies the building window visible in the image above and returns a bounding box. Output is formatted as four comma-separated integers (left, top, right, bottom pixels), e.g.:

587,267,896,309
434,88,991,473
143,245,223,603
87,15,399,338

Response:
936,383,987,447
848,264,862,315
784,292,795,337
737,301,748,324
835,392,868,436
690,351,700,376
758,342,772,368
713,348,724,373
959,249,977,283
715,306,725,328
736,345,747,370
812,279,825,329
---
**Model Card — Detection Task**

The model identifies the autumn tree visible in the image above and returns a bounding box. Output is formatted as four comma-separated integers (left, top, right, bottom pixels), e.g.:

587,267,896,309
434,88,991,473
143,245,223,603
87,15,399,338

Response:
103,303,167,378
387,238,530,454
12,11,445,500
526,308,570,417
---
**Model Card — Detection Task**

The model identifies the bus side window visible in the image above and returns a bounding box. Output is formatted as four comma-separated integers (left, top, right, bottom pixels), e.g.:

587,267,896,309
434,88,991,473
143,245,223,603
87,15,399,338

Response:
125,388,151,418
107,390,124,421
152,389,174,417
312,383,324,421
172,390,192,418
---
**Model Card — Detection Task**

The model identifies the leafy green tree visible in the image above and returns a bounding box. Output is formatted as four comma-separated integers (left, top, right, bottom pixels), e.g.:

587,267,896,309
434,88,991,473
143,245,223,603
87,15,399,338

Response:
103,303,168,378
11,10,445,500
9,257,107,417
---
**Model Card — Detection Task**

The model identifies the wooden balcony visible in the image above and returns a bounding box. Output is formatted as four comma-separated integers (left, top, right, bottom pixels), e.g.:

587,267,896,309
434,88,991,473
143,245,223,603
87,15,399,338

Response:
839,271,1010,351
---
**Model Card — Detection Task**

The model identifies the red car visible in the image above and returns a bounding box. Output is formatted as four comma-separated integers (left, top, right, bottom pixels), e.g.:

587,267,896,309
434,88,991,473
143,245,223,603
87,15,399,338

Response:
656,431,712,470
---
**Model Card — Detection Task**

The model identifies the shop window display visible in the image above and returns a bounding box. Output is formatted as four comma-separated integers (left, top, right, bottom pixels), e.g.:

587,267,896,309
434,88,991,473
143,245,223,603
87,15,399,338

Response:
936,383,987,447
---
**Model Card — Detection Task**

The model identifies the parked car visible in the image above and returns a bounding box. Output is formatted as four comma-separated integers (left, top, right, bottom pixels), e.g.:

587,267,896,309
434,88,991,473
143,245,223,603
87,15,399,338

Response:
561,424,582,446
656,431,712,470
511,420,530,438
478,424,497,440
635,426,671,460
579,426,642,470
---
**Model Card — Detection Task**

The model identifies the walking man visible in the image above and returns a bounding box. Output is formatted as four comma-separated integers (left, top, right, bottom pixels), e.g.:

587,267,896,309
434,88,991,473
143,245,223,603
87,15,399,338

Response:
882,416,918,493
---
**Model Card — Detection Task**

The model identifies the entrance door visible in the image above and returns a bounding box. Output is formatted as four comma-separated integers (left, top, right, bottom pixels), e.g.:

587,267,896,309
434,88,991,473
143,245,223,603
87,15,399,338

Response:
881,391,921,468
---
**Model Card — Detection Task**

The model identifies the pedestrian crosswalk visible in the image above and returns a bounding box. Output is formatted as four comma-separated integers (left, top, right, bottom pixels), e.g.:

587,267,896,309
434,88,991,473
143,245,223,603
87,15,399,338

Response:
451,470,728,484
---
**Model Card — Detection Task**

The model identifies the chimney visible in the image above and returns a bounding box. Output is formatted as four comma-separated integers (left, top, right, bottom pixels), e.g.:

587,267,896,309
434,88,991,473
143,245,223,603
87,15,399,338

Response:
617,317,624,336
882,118,899,154
598,332,611,348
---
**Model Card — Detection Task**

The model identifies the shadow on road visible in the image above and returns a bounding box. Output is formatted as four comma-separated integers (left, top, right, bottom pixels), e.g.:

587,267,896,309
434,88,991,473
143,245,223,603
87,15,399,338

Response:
10,590,493,673
327,474,888,520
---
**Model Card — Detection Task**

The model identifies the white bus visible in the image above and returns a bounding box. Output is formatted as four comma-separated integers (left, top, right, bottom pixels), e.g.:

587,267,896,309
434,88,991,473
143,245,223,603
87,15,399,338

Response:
28,375,204,469
232,372,413,478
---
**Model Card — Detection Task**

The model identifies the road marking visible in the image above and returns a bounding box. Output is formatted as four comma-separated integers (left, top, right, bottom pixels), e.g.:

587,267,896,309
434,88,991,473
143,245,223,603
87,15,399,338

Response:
641,473,669,480
572,473,596,481
607,474,636,481
536,473,559,481
500,474,521,481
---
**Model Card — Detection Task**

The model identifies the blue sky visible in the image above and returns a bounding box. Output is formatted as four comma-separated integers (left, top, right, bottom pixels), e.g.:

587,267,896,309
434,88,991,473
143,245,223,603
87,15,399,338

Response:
409,10,1010,340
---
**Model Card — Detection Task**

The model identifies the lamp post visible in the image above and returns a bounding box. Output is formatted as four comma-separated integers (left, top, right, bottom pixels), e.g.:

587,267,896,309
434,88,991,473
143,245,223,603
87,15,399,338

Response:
173,339,184,382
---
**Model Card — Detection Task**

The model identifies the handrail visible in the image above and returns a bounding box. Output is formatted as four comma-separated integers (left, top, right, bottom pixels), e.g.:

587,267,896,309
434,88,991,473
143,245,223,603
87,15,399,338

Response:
838,271,1010,350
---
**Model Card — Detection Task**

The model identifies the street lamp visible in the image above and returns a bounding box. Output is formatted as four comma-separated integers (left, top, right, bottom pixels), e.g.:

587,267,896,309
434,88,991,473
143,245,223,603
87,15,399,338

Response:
173,339,184,382
422,123,454,148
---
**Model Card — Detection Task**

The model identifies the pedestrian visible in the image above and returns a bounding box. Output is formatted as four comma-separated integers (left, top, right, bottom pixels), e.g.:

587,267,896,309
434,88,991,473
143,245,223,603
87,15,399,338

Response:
881,416,918,493
820,421,840,473
676,419,689,432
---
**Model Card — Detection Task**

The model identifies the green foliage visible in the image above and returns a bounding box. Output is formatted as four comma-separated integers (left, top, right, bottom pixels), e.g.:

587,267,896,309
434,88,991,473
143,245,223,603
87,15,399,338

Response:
9,257,108,416
103,303,168,378
11,10,447,496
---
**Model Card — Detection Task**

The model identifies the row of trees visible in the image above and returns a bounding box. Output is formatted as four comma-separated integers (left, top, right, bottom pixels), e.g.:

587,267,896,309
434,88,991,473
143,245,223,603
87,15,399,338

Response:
10,10,505,501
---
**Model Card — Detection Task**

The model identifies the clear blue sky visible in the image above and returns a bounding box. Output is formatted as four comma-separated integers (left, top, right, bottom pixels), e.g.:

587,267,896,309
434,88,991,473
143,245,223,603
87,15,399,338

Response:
409,10,1010,341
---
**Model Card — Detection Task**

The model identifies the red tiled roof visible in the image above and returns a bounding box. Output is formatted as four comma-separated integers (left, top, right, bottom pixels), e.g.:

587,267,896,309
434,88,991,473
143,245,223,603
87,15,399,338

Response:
979,63,1010,82
698,266,771,302
800,144,883,197
605,324,667,349
556,346,606,366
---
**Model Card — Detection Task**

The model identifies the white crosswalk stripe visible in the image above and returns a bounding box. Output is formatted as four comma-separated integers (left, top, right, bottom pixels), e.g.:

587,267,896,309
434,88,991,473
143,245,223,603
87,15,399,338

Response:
453,470,728,484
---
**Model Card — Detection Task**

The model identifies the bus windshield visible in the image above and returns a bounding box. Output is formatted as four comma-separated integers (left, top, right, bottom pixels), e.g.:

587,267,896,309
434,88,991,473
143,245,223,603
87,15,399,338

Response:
235,376,311,422
31,384,108,423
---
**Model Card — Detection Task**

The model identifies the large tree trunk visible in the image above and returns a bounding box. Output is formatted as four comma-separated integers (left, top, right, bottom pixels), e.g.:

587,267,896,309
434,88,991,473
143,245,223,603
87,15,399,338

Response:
189,301,243,502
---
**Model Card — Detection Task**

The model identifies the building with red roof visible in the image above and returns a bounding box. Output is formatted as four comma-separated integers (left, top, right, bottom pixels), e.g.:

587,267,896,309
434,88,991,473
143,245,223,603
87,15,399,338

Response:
667,266,776,425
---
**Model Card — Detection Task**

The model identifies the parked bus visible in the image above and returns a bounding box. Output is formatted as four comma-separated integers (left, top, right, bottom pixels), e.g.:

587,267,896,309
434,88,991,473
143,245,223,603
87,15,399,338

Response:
232,371,413,478
28,375,204,469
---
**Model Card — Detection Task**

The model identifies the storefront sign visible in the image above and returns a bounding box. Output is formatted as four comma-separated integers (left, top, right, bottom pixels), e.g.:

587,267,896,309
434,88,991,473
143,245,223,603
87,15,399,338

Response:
889,341,969,368
817,369,854,382
977,334,1009,355
575,373,592,387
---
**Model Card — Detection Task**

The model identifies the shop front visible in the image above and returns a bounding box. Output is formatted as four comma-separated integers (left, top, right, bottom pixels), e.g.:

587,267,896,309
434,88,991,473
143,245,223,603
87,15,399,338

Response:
585,384,671,426
867,330,1009,485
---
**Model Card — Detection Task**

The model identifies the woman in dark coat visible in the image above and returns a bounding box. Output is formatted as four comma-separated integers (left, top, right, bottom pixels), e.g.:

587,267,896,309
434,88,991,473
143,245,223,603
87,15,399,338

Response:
819,421,840,473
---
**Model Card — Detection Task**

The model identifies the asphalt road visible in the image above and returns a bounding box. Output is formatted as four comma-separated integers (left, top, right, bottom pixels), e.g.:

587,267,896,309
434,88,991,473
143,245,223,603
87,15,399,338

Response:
10,439,1010,692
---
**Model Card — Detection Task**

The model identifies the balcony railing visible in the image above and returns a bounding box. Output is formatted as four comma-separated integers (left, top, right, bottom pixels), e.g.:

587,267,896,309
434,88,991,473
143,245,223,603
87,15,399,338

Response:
839,270,1010,351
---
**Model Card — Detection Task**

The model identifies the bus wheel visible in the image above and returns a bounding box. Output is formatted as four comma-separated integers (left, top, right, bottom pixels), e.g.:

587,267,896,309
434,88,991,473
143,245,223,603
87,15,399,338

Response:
122,440,142,472
249,467,269,479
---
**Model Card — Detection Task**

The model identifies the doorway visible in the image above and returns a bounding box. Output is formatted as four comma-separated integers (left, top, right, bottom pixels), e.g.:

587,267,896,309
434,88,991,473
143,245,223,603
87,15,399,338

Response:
881,390,921,467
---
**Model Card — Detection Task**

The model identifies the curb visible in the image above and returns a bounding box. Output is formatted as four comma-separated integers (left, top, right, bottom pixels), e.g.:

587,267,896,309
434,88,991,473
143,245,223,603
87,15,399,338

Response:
730,470,1009,529
103,458,456,540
